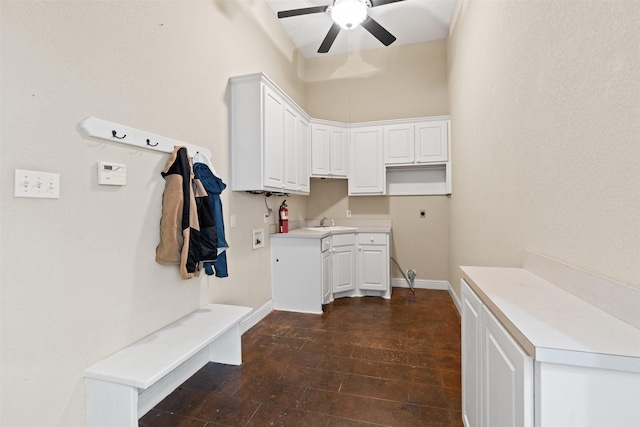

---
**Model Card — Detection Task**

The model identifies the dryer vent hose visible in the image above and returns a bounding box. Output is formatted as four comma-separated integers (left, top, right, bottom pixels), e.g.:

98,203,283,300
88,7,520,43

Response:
390,256,416,294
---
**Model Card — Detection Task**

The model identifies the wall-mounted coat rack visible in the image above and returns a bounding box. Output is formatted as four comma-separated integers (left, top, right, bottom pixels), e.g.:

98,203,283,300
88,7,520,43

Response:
79,116,211,159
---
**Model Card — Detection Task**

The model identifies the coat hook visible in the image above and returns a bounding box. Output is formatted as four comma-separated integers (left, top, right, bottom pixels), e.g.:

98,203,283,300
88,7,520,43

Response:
146,138,159,147
112,130,126,139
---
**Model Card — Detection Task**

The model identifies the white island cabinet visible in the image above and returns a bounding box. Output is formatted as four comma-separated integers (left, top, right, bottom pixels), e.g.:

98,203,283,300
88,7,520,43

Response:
461,255,640,427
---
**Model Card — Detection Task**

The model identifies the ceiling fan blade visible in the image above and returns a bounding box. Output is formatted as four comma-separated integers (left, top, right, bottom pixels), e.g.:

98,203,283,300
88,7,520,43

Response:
361,16,396,46
370,0,405,7
277,6,328,19
318,23,341,53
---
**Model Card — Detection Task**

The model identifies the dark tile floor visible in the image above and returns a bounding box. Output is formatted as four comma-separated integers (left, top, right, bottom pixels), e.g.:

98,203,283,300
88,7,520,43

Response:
140,288,463,427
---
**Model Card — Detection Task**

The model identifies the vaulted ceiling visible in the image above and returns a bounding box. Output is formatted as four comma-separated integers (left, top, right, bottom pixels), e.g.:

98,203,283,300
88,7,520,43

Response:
265,0,456,59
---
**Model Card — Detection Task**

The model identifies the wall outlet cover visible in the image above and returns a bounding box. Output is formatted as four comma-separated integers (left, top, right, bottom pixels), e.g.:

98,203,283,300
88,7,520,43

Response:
252,229,265,250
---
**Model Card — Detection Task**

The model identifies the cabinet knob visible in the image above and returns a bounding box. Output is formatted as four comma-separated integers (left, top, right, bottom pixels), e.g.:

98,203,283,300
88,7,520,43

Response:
370,237,374,242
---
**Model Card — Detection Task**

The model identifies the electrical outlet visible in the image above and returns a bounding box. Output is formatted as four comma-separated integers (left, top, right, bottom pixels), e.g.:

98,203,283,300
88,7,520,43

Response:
346,210,352,218
419,210,426,218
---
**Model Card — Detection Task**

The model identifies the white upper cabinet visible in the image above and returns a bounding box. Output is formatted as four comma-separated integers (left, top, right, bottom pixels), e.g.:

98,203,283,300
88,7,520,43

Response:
384,118,449,165
349,126,385,195
310,121,348,178
296,115,311,193
230,73,450,196
230,73,310,195
383,123,415,164
264,85,285,190
415,120,449,163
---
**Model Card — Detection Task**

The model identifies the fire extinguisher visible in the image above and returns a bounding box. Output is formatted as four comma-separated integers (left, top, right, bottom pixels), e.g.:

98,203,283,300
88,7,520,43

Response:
279,200,289,233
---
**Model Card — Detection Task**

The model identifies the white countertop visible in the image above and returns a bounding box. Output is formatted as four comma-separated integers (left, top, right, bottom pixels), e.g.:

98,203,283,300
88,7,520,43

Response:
461,265,640,372
270,220,392,239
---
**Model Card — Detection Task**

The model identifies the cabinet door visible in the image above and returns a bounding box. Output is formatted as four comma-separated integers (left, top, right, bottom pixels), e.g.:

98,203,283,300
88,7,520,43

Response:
330,126,348,177
311,123,347,178
482,306,533,427
462,279,483,427
349,126,384,195
332,245,355,293
357,242,388,291
283,104,298,192
263,86,284,190
415,120,448,163
384,123,415,165
311,124,331,176
322,249,331,304
297,116,310,193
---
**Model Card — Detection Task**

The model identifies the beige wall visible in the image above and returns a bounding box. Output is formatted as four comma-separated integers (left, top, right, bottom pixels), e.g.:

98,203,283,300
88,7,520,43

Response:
307,179,450,281
0,1,306,425
447,0,640,296
304,41,449,122
303,41,451,281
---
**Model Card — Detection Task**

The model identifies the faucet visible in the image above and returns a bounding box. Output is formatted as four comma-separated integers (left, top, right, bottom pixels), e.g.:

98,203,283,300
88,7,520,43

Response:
320,217,327,227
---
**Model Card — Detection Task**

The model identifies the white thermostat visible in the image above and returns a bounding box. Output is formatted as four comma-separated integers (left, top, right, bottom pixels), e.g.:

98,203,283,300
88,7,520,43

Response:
98,162,126,186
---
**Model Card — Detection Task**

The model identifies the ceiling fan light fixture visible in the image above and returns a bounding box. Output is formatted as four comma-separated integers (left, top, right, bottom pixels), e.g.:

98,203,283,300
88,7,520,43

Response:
331,0,368,30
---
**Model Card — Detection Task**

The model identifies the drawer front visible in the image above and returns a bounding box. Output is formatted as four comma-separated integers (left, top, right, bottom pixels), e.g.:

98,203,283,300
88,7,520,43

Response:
321,237,331,253
332,233,355,247
358,233,387,245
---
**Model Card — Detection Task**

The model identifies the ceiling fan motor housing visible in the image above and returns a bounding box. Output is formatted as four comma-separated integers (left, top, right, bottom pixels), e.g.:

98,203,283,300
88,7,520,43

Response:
276,0,401,54
331,0,370,29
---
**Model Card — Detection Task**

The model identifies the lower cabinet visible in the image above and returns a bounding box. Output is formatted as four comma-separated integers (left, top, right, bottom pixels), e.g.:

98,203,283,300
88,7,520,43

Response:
462,265,640,427
331,234,356,294
462,279,483,427
462,278,533,427
271,232,390,313
271,237,324,314
357,233,390,296
322,240,331,304
482,306,533,427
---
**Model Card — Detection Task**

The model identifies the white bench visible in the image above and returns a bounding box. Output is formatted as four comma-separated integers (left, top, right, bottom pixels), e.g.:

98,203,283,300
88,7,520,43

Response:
83,303,252,427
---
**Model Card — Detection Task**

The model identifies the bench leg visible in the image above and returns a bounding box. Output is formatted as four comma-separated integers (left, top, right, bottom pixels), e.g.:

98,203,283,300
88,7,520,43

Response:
85,379,138,427
208,323,243,365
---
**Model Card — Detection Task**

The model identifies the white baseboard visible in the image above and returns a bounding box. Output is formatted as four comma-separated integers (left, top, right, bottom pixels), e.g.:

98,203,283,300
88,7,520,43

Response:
240,299,273,334
448,284,461,315
392,278,449,290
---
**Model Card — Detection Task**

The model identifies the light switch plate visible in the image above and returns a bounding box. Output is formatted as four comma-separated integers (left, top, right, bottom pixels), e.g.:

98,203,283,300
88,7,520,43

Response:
14,169,60,199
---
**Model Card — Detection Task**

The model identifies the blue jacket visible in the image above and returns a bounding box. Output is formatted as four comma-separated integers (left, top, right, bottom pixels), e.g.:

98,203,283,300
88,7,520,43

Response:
193,163,229,278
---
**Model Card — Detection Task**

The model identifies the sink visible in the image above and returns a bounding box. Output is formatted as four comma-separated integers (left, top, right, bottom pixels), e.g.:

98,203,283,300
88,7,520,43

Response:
303,226,357,232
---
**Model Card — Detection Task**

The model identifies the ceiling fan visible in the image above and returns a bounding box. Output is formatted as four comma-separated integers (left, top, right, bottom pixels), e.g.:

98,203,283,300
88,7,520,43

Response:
277,0,406,54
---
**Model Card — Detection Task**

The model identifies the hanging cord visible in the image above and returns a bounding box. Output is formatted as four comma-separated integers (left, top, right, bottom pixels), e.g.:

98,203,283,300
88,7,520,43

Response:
264,193,273,217
390,256,416,294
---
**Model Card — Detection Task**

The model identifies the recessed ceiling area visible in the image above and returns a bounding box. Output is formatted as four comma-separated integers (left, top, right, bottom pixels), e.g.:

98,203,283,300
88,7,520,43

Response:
265,0,456,59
